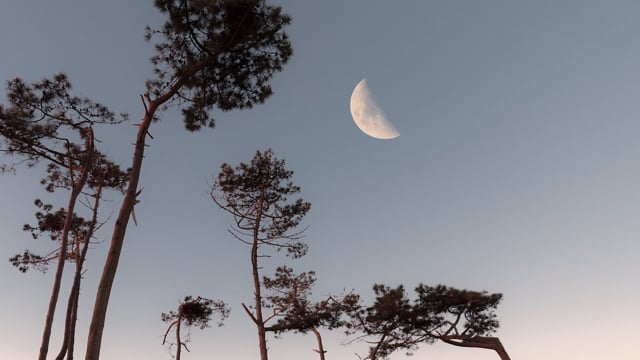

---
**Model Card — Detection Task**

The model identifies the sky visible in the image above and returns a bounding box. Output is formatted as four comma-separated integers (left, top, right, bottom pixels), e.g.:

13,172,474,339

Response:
1,1,640,359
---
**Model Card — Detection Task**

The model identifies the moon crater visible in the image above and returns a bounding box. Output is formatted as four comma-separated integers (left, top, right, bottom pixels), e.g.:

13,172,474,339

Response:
350,79,400,140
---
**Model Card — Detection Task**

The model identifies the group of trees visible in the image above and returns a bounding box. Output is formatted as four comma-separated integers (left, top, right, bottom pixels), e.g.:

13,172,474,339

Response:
0,74,129,360
202,148,510,360
0,1,510,359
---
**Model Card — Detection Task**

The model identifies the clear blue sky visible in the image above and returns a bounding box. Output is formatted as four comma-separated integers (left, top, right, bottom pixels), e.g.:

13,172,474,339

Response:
2,1,640,359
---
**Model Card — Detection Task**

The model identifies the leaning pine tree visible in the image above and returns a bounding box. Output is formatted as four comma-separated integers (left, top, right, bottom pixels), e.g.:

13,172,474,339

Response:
345,284,510,360
86,1,293,359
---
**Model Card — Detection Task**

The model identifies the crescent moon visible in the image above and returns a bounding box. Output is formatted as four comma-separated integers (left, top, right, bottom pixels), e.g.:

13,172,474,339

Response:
349,79,400,139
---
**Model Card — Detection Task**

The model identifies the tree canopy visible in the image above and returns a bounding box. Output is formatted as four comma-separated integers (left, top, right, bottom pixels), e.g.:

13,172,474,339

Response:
211,148,311,360
147,0,293,130
346,284,508,360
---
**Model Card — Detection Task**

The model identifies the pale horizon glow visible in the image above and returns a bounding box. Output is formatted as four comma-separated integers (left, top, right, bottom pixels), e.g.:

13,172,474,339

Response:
1,1,640,360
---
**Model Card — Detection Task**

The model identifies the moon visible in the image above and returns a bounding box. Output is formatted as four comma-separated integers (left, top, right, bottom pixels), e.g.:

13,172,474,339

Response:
349,79,400,139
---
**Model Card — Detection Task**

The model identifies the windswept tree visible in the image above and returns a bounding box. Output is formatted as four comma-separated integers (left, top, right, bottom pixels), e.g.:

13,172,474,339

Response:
210,149,310,360
346,284,509,360
0,74,127,360
86,2,293,358
161,296,230,360
414,284,509,360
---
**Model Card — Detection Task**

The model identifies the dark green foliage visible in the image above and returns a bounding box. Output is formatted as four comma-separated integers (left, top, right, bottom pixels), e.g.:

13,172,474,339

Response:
8,147,129,274
86,3,294,358
264,266,360,334
414,284,502,338
0,72,128,360
146,0,293,131
0,74,126,169
40,151,130,194
23,201,82,241
162,296,230,329
9,250,45,273
212,149,311,258
347,284,503,360
211,149,311,360
9,201,87,274
262,266,317,331
348,285,424,359
162,296,230,359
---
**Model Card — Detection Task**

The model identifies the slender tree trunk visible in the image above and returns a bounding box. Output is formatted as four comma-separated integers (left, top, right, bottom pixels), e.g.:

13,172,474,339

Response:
84,105,152,360
56,181,101,360
54,242,79,360
56,232,88,360
67,294,78,360
85,72,194,360
252,188,269,360
311,327,326,360
38,130,94,360
175,311,182,360
252,228,269,360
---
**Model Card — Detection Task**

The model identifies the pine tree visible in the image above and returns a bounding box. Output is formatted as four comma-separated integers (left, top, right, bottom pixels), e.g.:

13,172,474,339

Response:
211,149,310,360
86,2,293,358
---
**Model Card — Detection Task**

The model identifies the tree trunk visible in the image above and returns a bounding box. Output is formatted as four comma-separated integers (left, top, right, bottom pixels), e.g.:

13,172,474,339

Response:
84,108,151,359
67,296,78,360
38,130,94,360
56,181,100,360
54,285,78,360
54,243,79,360
369,332,387,360
311,327,326,360
252,230,269,360
85,72,194,360
175,311,182,360
253,188,268,360
440,336,511,360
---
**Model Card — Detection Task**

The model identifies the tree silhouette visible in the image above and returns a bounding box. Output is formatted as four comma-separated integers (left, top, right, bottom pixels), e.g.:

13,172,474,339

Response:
414,284,509,360
346,284,510,360
211,149,310,360
161,296,230,360
86,1,292,358
0,74,126,360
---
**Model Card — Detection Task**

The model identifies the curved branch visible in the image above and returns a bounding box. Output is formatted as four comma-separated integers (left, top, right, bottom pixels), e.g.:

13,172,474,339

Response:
439,335,510,360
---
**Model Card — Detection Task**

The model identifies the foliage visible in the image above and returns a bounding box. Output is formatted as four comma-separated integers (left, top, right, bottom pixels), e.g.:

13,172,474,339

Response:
212,148,311,257
0,73,126,170
262,266,317,332
146,0,293,131
3,1,294,358
162,296,230,359
162,295,230,330
8,149,128,274
414,284,502,338
211,148,310,360
87,2,293,357
346,284,505,360
9,250,46,273
0,71,129,360
264,266,359,334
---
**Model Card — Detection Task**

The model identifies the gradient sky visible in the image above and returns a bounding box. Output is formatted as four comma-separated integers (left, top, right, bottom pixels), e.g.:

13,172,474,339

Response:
2,1,640,359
